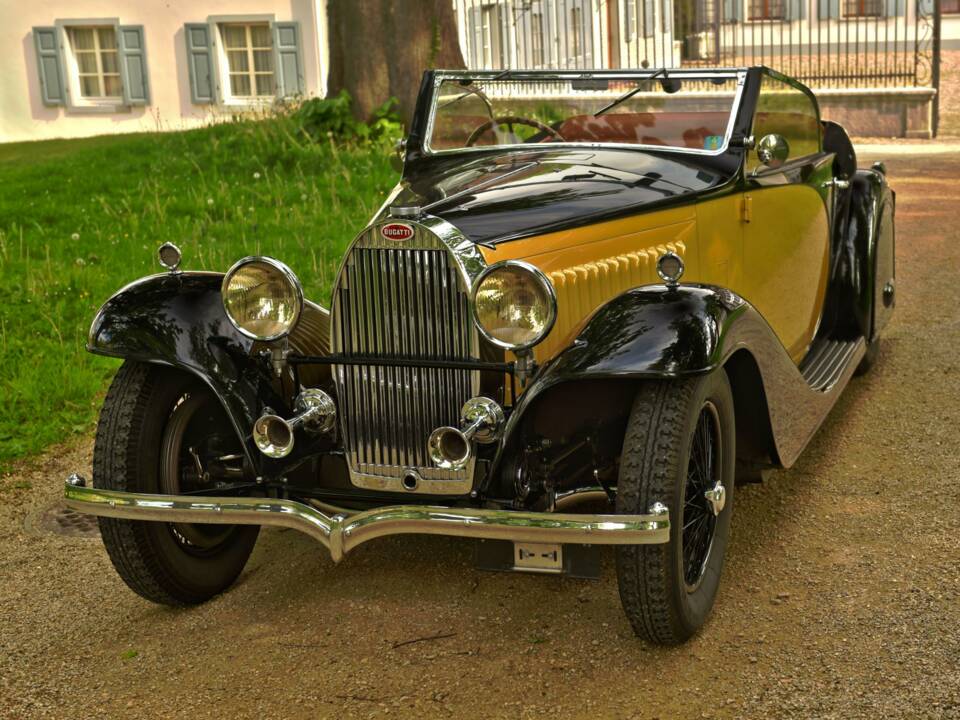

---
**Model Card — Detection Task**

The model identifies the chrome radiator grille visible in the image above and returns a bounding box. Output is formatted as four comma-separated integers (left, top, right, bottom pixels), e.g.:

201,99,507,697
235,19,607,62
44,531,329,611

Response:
331,226,480,492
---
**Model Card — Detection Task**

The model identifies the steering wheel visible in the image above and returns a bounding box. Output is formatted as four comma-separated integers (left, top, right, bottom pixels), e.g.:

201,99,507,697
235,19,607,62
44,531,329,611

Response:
465,116,565,147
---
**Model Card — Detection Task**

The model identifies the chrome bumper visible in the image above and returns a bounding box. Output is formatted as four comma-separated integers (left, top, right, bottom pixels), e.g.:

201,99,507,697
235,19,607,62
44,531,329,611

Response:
64,477,669,562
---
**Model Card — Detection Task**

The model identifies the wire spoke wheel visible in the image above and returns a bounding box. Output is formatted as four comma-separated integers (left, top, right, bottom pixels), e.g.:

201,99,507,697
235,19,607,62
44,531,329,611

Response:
94,362,259,606
159,392,243,552
682,402,721,592
615,371,735,645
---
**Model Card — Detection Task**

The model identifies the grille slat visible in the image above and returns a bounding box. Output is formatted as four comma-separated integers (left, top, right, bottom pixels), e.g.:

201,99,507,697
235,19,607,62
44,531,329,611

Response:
332,229,479,489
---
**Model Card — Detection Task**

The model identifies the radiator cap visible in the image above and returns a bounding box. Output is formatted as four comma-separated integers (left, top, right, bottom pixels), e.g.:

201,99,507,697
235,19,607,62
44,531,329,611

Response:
389,205,421,219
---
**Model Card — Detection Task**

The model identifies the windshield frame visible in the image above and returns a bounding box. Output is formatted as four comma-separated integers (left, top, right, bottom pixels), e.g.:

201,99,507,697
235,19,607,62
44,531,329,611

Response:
422,68,749,159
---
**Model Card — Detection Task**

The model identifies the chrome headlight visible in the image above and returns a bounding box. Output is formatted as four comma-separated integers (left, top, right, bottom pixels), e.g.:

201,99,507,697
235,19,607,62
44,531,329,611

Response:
471,260,557,351
221,257,303,341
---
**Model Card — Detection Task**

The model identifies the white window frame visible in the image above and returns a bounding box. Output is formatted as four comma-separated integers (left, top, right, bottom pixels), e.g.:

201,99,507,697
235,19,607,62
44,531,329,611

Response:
209,14,277,107
54,18,126,113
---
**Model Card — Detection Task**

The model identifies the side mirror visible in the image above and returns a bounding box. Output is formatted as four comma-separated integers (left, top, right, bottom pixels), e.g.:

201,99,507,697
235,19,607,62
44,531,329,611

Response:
391,138,407,173
756,133,789,169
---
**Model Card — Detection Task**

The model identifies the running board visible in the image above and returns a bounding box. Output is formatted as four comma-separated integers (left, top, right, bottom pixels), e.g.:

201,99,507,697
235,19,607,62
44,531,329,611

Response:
800,338,865,392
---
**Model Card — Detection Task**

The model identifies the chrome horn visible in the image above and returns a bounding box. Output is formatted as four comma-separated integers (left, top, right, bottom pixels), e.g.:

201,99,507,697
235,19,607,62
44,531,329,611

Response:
428,397,505,471
253,389,336,459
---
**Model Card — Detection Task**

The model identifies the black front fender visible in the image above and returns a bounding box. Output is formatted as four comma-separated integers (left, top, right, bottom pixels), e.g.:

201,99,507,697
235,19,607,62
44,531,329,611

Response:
88,272,287,469
490,283,833,489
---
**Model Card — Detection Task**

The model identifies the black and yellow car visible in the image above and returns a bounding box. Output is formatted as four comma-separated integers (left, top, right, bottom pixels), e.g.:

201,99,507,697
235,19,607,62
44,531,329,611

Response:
66,66,895,644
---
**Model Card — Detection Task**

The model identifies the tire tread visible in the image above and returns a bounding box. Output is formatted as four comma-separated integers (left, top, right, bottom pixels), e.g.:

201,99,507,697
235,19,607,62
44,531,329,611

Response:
616,379,696,644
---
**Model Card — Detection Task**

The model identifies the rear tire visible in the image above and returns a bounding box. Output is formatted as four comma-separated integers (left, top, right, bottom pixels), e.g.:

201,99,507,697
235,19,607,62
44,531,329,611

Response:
94,362,259,606
615,370,736,644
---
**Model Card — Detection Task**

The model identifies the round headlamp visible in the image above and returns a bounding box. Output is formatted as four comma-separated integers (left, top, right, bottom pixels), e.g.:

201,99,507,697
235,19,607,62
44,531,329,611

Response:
222,257,303,341
471,260,557,351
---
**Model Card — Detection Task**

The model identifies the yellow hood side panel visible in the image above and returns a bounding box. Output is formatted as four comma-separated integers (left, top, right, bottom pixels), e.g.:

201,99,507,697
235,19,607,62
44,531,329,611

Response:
480,207,699,364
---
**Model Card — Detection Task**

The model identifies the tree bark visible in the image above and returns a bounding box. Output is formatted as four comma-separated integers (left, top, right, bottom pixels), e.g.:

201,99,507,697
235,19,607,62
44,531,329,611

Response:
327,0,466,128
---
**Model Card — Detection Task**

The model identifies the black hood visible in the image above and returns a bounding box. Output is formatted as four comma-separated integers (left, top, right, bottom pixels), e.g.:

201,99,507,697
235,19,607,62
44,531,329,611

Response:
395,148,735,245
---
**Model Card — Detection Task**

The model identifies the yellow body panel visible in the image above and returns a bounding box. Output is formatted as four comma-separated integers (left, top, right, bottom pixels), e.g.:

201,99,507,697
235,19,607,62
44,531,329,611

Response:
740,184,831,362
479,208,697,363
477,187,830,367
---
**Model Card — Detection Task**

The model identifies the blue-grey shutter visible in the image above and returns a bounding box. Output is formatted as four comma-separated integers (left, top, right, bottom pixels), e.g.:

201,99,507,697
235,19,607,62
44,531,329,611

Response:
273,21,304,97
884,0,906,15
32,26,65,106
661,0,673,33
643,0,656,37
723,0,743,22
624,0,635,42
818,0,840,18
467,6,482,67
785,0,806,19
918,0,934,12
118,26,149,105
542,0,555,68
184,23,214,104
577,0,594,65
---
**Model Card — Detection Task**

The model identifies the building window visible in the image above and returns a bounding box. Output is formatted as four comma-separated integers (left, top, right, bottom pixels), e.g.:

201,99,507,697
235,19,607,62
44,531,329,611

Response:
570,6,582,57
749,0,785,19
220,23,275,98
66,26,121,99
942,0,959,11
843,0,882,16
530,12,545,66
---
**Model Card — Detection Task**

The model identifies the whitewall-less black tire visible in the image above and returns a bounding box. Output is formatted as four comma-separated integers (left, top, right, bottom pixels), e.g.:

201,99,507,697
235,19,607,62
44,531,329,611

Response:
615,370,736,644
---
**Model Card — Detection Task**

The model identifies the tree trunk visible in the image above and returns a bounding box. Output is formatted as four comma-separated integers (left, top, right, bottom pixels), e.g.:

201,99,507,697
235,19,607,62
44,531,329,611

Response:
327,0,466,128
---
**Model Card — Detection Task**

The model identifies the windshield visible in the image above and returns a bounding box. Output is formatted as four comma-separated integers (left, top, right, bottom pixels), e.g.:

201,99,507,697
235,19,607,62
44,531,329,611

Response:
427,71,744,155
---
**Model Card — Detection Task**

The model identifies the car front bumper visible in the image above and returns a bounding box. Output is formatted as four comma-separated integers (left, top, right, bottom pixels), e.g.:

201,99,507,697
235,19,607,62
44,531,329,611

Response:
64,476,670,562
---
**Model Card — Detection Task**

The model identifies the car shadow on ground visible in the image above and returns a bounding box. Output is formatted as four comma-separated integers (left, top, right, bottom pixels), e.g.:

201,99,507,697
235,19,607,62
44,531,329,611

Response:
220,367,875,640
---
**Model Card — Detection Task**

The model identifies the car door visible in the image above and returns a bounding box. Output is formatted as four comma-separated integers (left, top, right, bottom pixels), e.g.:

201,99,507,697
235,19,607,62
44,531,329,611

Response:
738,73,833,365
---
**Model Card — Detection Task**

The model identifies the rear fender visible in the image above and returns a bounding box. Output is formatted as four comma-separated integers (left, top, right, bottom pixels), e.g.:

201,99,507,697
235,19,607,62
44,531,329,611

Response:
827,168,895,341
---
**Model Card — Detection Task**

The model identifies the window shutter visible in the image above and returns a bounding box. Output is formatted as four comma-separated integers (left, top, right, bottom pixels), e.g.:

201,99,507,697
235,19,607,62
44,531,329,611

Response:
467,7,483,66
818,0,840,18
32,26,66,106
643,0,656,37
184,23,214,104
785,0,806,19
118,26,149,105
273,21,304,98
723,0,743,23
918,0,934,12
624,0,635,42
884,0,906,15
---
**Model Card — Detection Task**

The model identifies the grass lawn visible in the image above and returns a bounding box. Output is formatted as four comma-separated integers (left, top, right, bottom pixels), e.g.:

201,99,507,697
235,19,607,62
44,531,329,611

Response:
0,120,397,470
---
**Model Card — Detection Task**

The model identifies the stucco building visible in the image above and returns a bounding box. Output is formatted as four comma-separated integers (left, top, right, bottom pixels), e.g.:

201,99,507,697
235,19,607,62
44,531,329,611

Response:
2,0,327,142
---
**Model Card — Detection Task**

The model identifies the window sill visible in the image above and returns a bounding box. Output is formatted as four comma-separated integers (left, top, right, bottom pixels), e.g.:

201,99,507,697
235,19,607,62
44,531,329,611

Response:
65,101,132,115
217,98,276,110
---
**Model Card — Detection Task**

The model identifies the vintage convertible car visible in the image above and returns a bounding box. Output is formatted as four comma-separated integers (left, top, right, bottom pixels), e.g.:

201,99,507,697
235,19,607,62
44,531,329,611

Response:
65,66,894,644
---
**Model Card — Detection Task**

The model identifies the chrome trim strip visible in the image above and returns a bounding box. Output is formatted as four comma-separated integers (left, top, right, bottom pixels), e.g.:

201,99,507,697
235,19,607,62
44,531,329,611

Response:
65,482,670,562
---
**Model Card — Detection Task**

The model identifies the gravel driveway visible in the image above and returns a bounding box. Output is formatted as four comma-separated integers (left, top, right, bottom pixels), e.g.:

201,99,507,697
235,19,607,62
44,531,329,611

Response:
1,150,958,720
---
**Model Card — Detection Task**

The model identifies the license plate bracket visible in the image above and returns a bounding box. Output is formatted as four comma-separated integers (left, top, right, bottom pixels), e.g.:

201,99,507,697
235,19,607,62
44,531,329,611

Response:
474,539,601,579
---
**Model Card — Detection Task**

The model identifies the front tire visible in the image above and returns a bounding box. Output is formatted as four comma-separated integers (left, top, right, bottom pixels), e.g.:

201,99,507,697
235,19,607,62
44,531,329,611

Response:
94,361,259,606
615,370,736,644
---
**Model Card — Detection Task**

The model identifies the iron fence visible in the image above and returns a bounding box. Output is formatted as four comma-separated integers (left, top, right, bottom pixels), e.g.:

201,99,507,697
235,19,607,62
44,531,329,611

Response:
452,0,939,89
